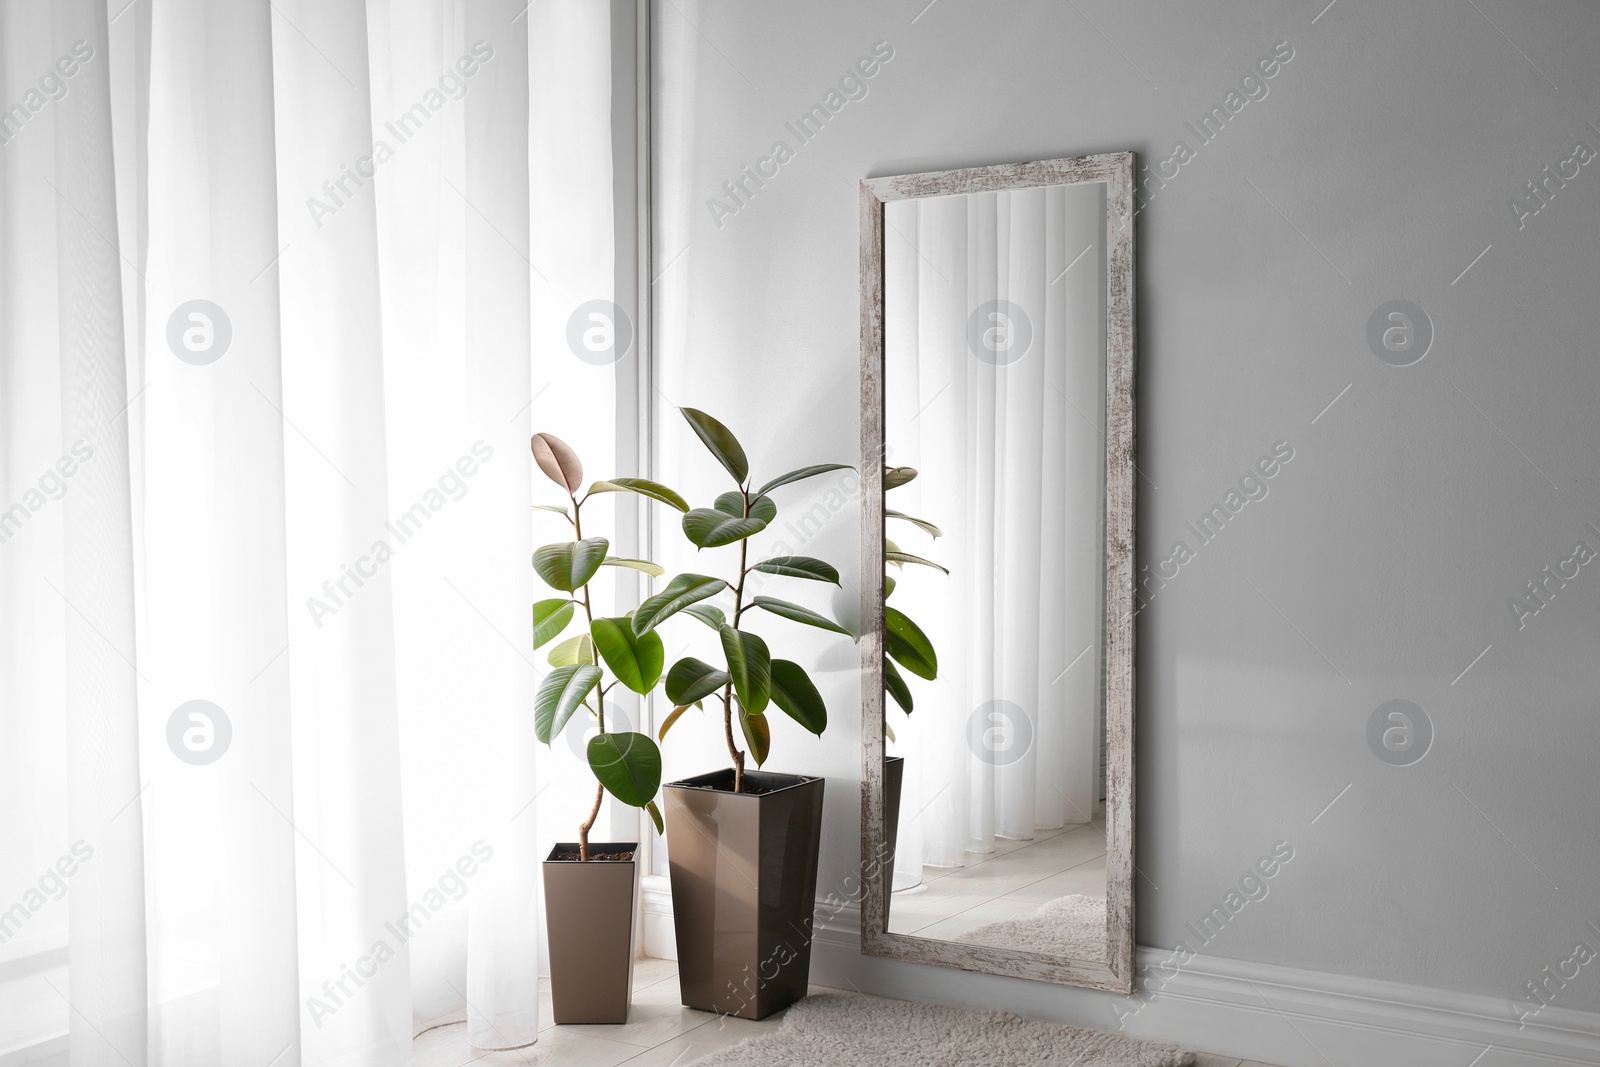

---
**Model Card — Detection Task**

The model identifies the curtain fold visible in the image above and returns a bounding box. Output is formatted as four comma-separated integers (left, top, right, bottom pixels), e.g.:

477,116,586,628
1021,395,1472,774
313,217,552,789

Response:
885,185,1106,879
0,2,627,1063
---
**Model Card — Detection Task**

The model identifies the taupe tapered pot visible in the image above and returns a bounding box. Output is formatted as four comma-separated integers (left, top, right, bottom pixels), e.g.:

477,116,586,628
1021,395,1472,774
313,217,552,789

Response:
883,755,904,918
663,769,825,1020
542,842,638,1024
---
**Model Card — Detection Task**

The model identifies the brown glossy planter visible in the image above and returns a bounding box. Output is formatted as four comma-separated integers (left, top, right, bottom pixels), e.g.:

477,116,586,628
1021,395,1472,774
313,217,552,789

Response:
663,769,825,1020
883,755,904,918
542,842,637,1024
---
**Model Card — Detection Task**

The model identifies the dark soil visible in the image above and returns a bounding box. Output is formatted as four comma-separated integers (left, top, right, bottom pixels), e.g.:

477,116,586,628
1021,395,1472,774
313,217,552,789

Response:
549,848,635,862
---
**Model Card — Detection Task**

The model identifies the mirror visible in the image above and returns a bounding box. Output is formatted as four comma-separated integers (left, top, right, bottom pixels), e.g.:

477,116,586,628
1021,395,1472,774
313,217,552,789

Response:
858,154,1135,991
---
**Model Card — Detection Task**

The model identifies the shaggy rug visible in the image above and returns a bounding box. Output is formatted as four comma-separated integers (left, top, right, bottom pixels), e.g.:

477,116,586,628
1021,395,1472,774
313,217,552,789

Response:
955,894,1108,961
688,992,1194,1066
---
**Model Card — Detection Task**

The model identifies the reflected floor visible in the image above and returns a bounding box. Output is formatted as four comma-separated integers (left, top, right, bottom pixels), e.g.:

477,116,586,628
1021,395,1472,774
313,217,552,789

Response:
886,818,1109,952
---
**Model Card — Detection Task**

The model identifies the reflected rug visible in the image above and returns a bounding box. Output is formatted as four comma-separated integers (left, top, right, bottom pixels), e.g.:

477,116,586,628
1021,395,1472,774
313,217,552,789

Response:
954,893,1108,961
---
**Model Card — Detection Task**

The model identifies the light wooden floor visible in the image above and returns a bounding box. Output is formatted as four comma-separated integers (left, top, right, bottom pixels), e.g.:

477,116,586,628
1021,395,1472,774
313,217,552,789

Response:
404,957,1287,1066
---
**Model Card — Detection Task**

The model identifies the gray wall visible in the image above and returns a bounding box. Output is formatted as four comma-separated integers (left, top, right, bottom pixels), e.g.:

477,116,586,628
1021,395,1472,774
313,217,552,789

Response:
650,0,1600,1016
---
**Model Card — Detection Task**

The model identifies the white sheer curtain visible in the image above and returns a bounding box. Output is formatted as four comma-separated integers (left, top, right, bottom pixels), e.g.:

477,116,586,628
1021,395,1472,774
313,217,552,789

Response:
884,185,1106,880
0,1,630,1063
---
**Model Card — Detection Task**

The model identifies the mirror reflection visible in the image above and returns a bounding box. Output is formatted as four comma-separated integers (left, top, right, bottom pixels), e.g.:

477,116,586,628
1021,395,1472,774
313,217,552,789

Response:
881,181,1110,961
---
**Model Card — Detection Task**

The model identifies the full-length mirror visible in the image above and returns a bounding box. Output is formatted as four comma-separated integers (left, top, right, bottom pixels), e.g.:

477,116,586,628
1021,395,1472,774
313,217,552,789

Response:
859,154,1135,991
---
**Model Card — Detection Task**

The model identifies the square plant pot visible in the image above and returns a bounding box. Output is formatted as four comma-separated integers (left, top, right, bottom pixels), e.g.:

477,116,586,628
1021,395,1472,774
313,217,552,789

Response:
883,755,904,916
663,769,825,1020
542,842,638,1025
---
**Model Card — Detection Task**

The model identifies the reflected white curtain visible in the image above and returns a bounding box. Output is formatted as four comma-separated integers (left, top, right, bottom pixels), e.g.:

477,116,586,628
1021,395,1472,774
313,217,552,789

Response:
884,185,1105,879
0,1,626,1063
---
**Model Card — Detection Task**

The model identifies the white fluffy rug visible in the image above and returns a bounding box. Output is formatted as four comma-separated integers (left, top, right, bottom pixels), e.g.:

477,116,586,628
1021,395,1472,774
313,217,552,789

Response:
688,992,1193,1066
955,894,1108,961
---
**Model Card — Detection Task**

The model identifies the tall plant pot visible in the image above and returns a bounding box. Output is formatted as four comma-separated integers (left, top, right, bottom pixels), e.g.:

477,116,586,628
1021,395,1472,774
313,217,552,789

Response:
542,842,638,1024
883,755,904,913
663,769,825,1020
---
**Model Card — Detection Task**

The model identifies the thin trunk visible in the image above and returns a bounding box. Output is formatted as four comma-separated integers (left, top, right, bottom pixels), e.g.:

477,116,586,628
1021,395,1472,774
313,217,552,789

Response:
577,782,604,862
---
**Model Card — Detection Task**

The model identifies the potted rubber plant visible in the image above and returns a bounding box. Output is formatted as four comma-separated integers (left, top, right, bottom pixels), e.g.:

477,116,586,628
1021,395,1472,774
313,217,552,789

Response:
629,408,853,1019
530,432,671,1025
880,464,945,906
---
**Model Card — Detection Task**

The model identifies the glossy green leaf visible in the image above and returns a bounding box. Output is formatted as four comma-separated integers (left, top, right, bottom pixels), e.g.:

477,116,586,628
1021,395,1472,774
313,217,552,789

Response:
884,466,918,490
769,659,826,735
885,549,949,575
887,509,943,539
645,799,664,835
740,709,771,766
547,633,595,667
591,618,665,694
755,463,853,499
600,557,665,578
681,407,749,484
719,625,771,716
751,596,852,637
658,703,695,741
752,556,840,585
533,537,609,592
884,575,897,599
633,573,728,634
884,655,913,715
535,664,601,743
665,657,730,705
586,478,690,513
532,599,575,649
587,731,661,807
885,607,937,680
715,491,776,524
683,603,727,630
532,433,584,493
683,509,767,548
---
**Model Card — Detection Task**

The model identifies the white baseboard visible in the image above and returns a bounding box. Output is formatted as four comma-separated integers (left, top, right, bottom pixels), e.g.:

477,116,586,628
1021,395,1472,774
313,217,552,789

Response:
641,874,677,961
645,886,1600,1067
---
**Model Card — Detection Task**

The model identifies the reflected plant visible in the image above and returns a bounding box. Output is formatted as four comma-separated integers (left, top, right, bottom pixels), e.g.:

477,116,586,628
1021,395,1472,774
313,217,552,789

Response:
883,465,946,735
627,408,855,793
530,432,669,860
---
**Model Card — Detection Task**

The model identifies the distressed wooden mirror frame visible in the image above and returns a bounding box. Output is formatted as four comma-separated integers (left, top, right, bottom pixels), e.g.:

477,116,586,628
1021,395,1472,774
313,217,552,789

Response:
857,152,1136,993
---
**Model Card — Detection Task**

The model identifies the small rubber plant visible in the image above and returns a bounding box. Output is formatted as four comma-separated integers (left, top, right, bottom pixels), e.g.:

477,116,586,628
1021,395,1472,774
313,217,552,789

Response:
629,408,855,793
530,432,672,860
882,465,946,738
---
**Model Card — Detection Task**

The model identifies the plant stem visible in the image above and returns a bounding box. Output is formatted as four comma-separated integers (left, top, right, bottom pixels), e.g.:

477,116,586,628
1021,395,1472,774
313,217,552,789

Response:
578,782,603,862
723,486,754,792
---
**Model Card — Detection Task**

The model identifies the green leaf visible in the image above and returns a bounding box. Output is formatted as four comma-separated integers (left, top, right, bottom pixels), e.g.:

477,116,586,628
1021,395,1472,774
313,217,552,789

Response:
752,556,840,585
683,509,768,548
586,477,690,513
885,607,937,680
887,509,943,539
740,709,771,766
755,463,853,499
591,618,665,694
715,491,776,524
633,573,728,635
719,625,771,716
752,596,852,637
885,549,949,575
665,657,730,705
547,633,595,667
884,466,918,490
587,731,662,807
884,656,913,715
533,599,575,649
601,557,665,578
535,665,601,743
531,433,584,493
884,575,897,599
684,603,727,630
770,659,826,735
658,703,695,741
532,503,570,517
681,407,749,484
533,537,609,592
645,799,664,835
